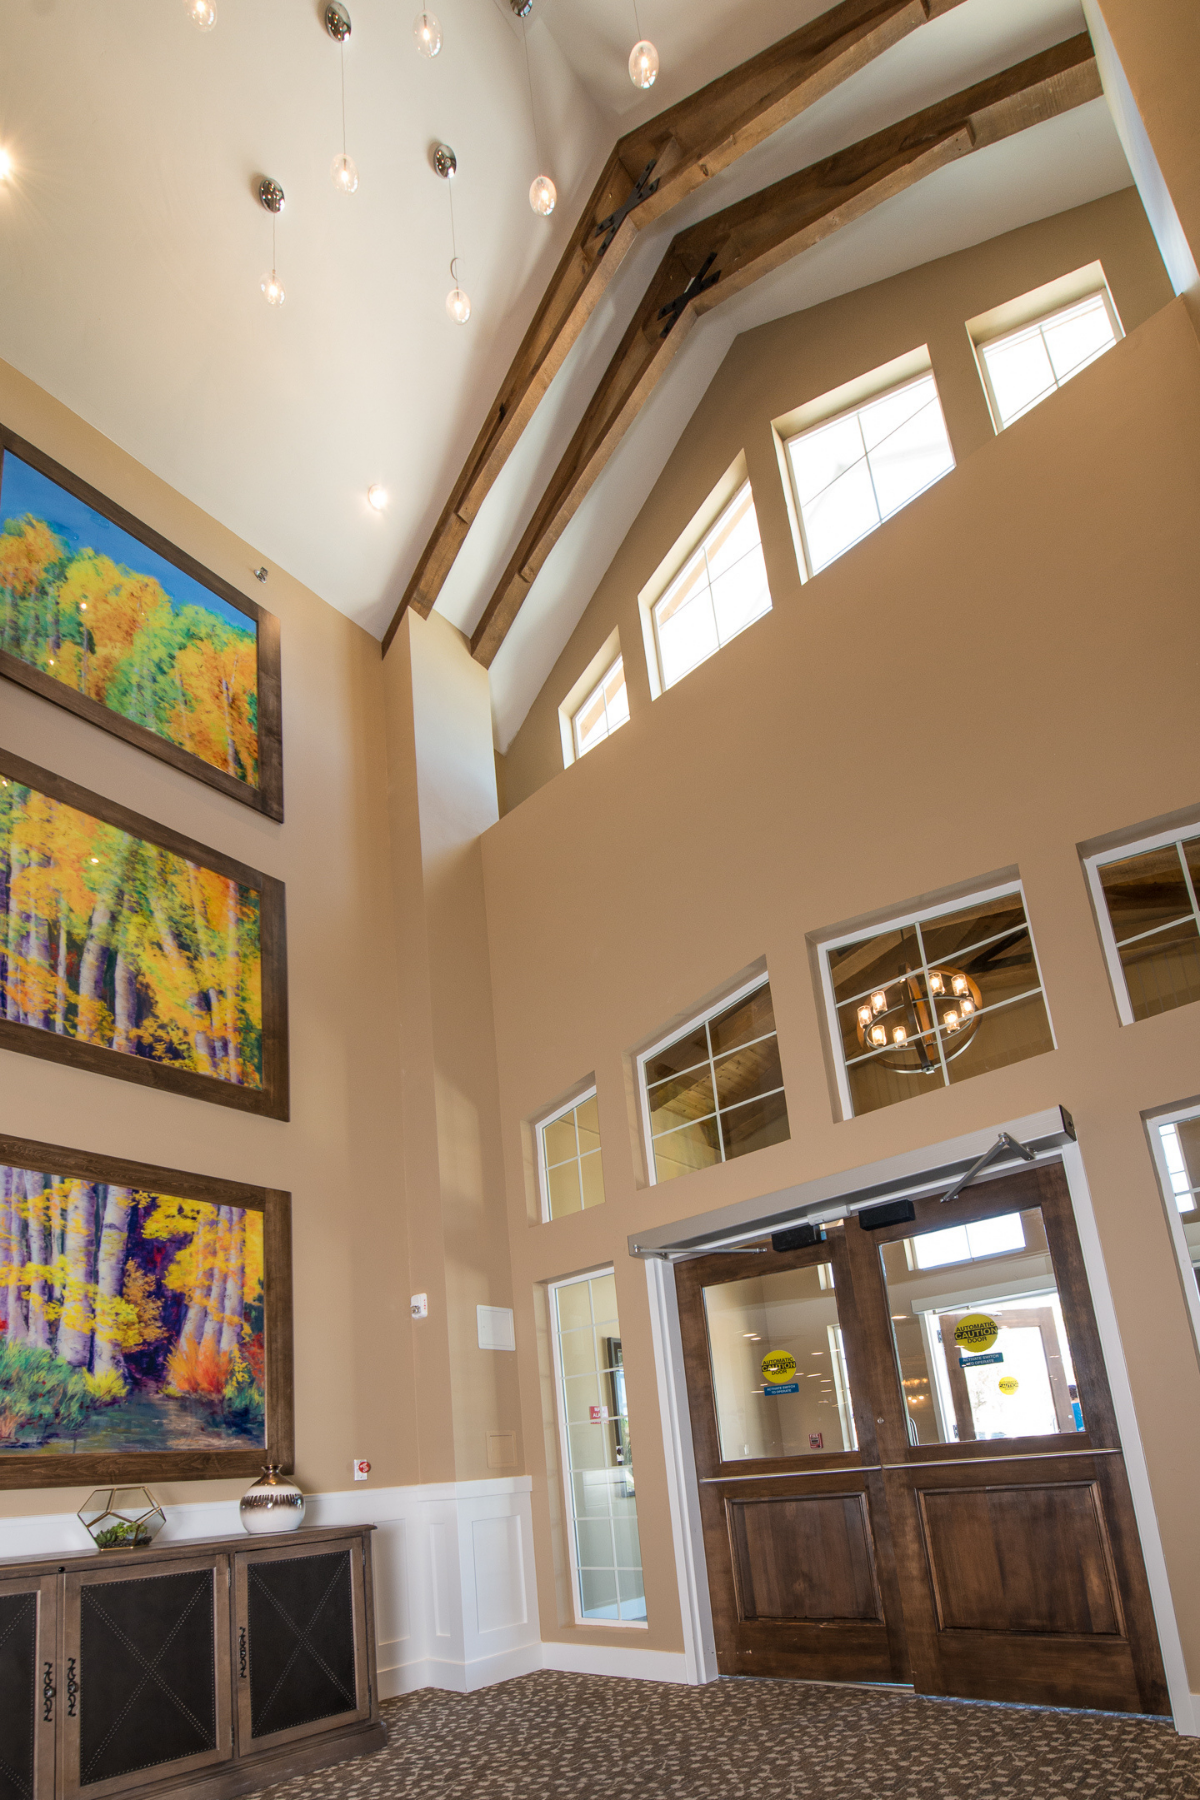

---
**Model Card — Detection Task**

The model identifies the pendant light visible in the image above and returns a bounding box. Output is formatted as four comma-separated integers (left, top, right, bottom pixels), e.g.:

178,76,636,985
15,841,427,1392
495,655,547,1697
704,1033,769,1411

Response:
520,10,555,217
627,1,658,89
325,4,359,194
413,11,442,56
434,144,471,324
185,0,216,29
258,178,286,306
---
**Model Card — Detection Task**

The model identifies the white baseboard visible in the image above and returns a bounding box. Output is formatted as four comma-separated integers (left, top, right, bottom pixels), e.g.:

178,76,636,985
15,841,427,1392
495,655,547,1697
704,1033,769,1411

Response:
541,1640,691,1683
378,1641,543,1698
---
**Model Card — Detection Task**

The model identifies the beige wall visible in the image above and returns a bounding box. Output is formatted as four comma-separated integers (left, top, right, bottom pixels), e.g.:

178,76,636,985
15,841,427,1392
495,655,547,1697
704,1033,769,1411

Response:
480,238,1200,1681
504,187,1172,810
0,356,420,1516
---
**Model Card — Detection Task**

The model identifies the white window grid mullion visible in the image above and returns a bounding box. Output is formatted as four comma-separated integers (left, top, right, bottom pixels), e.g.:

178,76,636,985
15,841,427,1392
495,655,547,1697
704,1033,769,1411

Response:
638,974,773,1184
537,1086,597,1222
648,1024,779,1097
914,919,952,1088
1110,908,1197,953
1086,827,1200,1026
832,918,1033,1014
1176,838,1200,941
1146,1105,1200,1373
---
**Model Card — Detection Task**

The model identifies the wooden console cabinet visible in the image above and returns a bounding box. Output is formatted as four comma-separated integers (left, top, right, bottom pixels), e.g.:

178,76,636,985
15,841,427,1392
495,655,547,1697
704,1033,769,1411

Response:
0,1525,386,1800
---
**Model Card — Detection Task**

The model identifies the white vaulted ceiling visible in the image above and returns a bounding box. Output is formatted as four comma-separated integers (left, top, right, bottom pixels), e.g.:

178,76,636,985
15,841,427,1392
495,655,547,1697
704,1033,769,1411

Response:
0,0,1132,746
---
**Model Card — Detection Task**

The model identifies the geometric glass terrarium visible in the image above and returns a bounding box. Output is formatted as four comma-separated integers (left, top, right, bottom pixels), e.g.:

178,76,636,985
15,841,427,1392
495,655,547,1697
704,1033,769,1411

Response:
78,1487,167,1550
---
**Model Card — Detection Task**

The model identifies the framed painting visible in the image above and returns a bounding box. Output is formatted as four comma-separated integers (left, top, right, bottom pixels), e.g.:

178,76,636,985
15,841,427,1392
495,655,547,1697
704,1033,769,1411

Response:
0,424,283,821
0,1133,293,1486
0,748,288,1119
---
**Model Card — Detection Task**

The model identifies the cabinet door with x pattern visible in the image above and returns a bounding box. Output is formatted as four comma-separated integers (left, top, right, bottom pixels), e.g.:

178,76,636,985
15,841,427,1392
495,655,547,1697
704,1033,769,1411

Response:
233,1541,370,1755
60,1555,232,1800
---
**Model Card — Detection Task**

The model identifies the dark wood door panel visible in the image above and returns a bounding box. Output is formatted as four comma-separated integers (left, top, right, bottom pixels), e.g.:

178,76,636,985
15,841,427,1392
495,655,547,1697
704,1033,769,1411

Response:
917,1481,1124,1636
721,1618,897,1683
729,1493,884,1623
918,1631,1144,1713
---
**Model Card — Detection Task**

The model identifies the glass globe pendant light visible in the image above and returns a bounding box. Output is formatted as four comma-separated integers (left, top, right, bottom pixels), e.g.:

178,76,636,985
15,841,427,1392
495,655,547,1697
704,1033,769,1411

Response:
258,178,286,306
413,11,442,56
434,145,471,325
628,38,659,88
445,272,471,324
185,0,216,29
627,2,658,89
529,175,556,217
326,4,359,194
521,16,556,217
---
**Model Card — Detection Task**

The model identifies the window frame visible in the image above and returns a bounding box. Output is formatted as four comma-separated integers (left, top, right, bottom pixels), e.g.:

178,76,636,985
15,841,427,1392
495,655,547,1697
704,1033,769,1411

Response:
570,654,629,763
1145,1100,1200,1372
648,478,771,695
636,972,783,1187
782,367,955,580
536,1085,602,1224
972,284,1123,435
1083,823,1200,1027
817,880,1054,1123
546,1266,647,1630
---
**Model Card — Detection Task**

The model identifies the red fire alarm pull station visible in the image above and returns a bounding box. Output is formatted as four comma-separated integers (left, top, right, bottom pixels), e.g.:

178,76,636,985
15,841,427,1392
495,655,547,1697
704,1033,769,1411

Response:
808,1433,823,1451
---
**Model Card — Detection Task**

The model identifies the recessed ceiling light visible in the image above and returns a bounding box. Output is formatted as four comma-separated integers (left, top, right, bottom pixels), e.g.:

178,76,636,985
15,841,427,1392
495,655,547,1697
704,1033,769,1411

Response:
367,485,389,511
0,147,12,183
186,0,217,29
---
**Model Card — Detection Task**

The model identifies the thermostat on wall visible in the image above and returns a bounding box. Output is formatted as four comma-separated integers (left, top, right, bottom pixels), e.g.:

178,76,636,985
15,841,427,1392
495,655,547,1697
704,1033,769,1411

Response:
411,1293,428,1319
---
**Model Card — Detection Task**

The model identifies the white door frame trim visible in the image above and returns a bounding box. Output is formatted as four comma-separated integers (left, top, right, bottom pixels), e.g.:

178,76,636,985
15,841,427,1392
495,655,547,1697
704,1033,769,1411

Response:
643,1121,1195,1730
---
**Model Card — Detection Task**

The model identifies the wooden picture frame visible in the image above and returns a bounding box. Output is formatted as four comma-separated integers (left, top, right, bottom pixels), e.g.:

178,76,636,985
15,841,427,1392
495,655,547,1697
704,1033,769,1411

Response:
0,424,283,822
0,749,288,1120
0,1132,294,1488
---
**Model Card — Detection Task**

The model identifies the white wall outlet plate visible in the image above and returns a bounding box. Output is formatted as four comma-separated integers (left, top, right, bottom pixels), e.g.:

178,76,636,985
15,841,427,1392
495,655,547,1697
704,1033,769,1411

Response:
353,1459,371,1481
410,1292,428,1319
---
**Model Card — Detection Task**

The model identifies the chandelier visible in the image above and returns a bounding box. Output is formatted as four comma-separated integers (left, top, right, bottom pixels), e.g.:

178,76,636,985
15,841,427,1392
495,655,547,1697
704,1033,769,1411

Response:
854,962,982,1073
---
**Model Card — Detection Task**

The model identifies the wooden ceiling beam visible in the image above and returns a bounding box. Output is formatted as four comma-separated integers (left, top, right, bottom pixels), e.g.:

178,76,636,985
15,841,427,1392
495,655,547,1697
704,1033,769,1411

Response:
381,0,969,653
469,34,1100,668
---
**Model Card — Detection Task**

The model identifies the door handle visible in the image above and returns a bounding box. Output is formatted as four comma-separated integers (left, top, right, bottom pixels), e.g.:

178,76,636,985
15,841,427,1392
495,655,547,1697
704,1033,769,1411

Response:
42,1662,56,1722
66,1658,79,1717
239,1626,248,1680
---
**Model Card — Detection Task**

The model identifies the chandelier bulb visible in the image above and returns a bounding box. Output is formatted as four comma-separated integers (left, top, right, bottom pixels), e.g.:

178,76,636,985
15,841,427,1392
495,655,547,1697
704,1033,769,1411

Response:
870,990,887,1015
628,39,659,88
892,1025,908,1047
446,285,471,324
857,1005,872,1030
960,997,975,1017
529,174,557,217
331,152,359,194
414,10,442,55
951,973,968,996
928,971,943,994
260,270,285,307
186,0,217,27
869,1024,887,1049
943,1009,960,1033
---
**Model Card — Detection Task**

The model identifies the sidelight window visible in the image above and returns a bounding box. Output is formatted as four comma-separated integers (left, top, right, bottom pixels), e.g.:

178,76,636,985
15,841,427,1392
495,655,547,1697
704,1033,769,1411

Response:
1085,826,1200,1024
1147,1103,1200,1356
784,368,954,576
537,1088,606,1220
549,1269,645,1625
881,1206,1085,1448
819,883,1054,1120
638,976,789,1184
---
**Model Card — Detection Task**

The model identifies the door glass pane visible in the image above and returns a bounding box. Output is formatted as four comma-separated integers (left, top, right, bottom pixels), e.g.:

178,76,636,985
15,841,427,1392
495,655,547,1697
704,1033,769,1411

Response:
880,1207,1085,1446
703,1260,858,1462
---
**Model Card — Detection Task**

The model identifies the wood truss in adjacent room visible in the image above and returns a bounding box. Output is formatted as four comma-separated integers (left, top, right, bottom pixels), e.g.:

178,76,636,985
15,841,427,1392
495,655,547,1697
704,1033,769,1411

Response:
382,10,1100,667
381,0,969,653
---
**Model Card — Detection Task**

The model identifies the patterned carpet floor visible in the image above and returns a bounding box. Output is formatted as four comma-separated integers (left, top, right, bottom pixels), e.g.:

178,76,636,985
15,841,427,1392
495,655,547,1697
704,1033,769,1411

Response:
257,1671,1200,1800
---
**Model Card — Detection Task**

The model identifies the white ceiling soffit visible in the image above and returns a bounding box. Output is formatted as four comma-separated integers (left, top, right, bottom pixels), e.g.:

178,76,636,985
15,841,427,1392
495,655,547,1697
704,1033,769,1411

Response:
480,94,1131,750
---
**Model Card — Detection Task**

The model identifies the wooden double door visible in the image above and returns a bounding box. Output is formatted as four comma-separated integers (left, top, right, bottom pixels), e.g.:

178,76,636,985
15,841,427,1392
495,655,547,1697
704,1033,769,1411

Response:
676,1162,1169,1714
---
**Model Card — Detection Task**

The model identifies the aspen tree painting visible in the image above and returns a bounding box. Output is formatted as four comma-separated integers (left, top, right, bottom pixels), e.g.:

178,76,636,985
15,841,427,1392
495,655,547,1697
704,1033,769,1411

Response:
0,1165,266,1455
0,752,288,1118
0,429,283,820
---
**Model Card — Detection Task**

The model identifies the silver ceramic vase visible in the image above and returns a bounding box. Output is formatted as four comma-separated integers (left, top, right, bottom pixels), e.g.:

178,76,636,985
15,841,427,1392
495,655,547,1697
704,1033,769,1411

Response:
239,1465,306,1535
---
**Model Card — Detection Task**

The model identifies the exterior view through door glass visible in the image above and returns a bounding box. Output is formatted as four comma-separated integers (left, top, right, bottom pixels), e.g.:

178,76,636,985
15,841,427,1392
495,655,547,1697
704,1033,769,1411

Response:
881,1209,1084,1445
703,1262,857,1460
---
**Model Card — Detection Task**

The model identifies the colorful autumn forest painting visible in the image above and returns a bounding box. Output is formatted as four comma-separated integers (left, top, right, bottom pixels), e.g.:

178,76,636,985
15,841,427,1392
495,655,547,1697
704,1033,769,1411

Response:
0,1166,265,1453
0,451,259,786
0,775,262,1088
